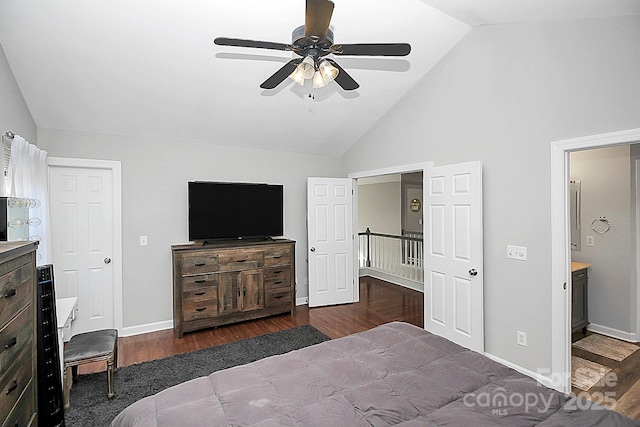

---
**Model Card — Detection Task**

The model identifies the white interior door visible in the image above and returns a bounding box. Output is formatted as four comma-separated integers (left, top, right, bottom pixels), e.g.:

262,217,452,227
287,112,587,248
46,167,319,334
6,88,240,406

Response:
307,177,355,307
49,161,118,333
424,161,484,352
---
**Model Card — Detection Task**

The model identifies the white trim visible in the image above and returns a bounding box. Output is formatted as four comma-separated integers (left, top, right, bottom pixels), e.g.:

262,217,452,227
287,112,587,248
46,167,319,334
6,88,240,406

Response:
348,162,431,180
550,128,640,393
587,323,639,343
120,320,173,337
359,269,424,292
46,157,124,334
484,352,558,390
296,296,309,306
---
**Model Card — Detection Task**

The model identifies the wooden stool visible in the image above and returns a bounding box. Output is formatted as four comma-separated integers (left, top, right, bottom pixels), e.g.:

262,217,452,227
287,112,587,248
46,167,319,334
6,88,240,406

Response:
63,329,118,409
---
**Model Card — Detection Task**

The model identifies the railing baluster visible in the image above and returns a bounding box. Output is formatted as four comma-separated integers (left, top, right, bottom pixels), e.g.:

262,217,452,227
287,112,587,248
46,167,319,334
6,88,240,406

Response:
358,229,423,285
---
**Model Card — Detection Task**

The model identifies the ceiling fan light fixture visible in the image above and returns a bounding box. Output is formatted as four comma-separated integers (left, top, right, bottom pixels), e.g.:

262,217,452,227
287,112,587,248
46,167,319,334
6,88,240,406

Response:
312,59,339,88
290,55,316,86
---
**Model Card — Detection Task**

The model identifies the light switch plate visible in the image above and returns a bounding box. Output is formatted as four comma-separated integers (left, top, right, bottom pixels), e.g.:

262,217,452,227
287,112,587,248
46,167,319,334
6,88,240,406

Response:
507,245,527,261
140,235,148,246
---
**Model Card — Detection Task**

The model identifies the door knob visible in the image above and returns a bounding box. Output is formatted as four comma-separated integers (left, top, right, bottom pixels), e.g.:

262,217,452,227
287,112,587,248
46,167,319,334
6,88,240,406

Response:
104,257,112,264
310,247,316,252
469,269,477,276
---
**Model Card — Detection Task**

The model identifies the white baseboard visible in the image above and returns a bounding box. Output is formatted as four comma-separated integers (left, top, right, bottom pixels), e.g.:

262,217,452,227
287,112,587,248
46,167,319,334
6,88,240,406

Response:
484,352,562,391
587,322,639,343
296,296,309,306
359,268,424,292
120,320,173,337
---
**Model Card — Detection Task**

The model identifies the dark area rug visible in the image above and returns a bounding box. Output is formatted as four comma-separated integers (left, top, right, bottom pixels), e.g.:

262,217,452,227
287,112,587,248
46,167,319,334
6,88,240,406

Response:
64,325,330,427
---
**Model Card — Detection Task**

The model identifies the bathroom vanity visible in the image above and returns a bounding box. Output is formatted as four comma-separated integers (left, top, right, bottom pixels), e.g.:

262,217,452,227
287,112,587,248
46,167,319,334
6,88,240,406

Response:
571,262,590,334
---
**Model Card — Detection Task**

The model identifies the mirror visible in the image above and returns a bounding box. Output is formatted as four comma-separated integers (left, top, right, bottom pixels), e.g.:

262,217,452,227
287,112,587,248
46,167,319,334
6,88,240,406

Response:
570,180,581,251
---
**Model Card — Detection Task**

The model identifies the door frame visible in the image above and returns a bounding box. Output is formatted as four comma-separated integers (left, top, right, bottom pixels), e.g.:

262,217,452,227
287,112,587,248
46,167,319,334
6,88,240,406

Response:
550,127,640,393
47,157,123,332
349,162,433,303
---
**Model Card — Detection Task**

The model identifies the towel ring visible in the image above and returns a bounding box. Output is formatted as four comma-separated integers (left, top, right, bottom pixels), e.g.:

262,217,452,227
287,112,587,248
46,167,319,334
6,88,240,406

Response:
591,216,611,234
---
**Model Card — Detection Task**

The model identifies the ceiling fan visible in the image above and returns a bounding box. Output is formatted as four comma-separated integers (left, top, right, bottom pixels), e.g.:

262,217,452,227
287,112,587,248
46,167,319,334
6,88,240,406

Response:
214,0,411,91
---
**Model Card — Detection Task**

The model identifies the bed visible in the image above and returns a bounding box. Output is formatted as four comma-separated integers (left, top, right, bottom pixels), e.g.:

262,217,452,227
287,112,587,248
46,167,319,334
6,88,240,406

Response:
110,322,640,426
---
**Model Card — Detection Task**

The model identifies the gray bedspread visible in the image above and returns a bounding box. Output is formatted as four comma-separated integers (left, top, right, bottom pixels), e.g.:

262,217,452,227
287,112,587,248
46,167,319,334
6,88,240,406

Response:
111,322,640,426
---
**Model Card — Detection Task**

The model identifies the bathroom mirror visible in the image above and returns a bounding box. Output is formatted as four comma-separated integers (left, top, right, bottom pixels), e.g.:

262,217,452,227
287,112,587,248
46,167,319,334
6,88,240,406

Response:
570,180,581,251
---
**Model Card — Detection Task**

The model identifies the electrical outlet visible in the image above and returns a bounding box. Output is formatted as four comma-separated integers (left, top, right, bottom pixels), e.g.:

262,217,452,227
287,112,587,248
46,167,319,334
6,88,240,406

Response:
586,236,595,247
517,331,527,347
507,245,527,261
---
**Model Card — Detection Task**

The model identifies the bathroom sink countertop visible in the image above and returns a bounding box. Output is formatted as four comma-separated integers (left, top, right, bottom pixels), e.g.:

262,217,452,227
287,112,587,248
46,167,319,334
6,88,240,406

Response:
571,261,591,272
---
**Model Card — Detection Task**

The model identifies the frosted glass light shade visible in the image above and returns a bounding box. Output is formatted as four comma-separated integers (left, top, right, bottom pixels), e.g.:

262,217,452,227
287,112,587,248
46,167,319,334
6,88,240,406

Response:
289,56,316,86
312,60,339,88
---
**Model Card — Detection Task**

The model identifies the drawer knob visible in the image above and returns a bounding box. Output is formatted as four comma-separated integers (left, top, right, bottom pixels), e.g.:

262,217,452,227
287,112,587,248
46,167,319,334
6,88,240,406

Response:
5,337,17,349
195,263,206,267
6,379,17,395
274,295,283,299
194,292,206,296
195,307,207,312
4,289,16,298
274,281,283,285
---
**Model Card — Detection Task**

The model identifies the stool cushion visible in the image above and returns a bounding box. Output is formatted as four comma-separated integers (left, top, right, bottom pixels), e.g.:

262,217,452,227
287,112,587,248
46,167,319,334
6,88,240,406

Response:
64,329,118,363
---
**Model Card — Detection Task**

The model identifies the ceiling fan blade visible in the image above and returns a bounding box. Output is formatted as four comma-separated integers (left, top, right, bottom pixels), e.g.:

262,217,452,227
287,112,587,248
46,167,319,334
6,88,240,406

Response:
326,59,359,91
333,43,411,56
215,37,292,52
305,0,334,41
260,58,302,89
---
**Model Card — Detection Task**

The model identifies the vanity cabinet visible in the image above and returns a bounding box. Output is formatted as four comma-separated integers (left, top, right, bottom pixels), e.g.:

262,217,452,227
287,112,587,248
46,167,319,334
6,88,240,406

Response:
571,266,589,334
172,239,295,338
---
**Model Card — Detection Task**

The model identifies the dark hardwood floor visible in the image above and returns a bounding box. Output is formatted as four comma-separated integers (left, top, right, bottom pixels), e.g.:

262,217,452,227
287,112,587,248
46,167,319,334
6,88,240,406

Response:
77,277,640,421
79,276,422,373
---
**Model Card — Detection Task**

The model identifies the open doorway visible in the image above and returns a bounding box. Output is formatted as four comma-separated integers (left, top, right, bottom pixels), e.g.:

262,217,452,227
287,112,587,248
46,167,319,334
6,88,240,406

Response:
568,145,640,415
356,172,424,292
550,128,640,394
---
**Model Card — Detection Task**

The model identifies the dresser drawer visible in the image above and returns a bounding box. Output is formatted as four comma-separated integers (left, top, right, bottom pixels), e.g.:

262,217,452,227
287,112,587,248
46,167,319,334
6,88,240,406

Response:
183,289,219,322
218,250,263,271
181,253,219,276
0,306,32,375
183,285,218,303
265,288,291,307
182,274,218,291
0,263,34,328
2,379,35,427
264,268,290,290
264,247,291,266
0,345,33,421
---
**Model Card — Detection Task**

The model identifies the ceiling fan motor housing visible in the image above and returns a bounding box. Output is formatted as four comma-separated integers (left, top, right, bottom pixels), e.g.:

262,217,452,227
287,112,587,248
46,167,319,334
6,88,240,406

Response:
292,24,335,59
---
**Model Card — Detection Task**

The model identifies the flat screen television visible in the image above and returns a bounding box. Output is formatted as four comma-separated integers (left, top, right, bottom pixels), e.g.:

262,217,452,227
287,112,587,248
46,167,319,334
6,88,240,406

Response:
188,181,284,242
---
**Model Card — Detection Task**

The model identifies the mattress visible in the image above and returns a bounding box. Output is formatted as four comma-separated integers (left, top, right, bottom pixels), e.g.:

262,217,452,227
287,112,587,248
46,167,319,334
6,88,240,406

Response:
110,322,640,426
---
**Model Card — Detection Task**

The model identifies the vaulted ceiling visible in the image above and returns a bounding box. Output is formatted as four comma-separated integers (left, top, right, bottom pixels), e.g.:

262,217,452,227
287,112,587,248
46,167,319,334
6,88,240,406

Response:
0,1,638,156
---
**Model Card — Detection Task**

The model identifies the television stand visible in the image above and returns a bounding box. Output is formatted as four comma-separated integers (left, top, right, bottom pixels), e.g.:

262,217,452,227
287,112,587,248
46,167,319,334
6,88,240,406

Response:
172,239,296,338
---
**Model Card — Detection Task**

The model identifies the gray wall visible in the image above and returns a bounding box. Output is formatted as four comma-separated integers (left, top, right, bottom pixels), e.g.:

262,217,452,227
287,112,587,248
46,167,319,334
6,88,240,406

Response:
0,43,37,195
341,16,640,373
357,180,401,235
570,146,633,336
38,128,343,329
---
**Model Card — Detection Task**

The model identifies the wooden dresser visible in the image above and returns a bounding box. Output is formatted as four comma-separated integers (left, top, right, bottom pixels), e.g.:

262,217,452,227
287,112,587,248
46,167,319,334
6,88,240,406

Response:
172,239,295,338
0,241,38,427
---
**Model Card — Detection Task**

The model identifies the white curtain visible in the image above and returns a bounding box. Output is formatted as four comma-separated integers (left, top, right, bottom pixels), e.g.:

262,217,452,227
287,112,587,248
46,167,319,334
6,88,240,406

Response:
7,135,51,264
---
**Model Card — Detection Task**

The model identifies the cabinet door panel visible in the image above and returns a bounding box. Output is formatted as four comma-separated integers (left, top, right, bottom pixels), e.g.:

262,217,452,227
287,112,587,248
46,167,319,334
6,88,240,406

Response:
219,272,240,315
241,269,264,312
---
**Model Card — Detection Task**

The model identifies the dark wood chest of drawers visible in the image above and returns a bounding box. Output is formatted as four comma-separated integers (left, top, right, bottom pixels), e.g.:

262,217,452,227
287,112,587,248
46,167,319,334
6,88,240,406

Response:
172,239,295,338
0,241,38,426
